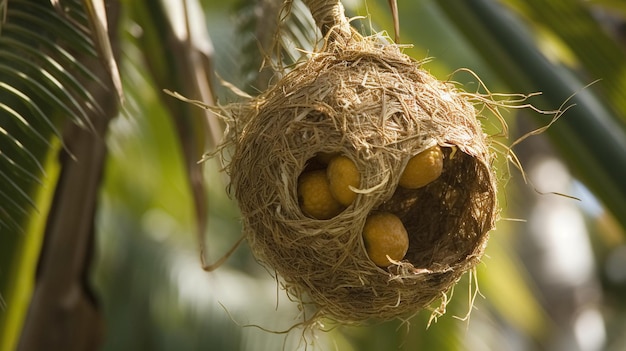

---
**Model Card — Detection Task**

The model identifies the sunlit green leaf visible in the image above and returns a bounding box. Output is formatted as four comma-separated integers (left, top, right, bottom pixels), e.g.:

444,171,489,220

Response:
0,82,64,143
2,22,107,90
1,37,105,116
0,0,111,349
8,1,96,55
0,64,89,128
0,102,49,148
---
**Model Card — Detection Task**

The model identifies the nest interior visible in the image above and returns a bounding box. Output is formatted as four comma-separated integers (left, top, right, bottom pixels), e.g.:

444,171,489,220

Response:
226,36,497,323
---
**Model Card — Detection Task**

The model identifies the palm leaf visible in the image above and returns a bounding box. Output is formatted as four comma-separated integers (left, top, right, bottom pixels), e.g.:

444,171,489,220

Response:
0,0,93,258
233,0,318,92
0,0,118,349
125,0,229,271
82,0,124,103
0,0,103,230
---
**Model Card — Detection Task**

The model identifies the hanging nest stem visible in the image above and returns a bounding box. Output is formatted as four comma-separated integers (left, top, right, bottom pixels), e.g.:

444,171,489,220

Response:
302,0,352,42
216,0,507,324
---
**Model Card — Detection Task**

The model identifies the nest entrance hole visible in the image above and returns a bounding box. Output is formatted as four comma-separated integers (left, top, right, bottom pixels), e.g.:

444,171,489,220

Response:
377,147,492,270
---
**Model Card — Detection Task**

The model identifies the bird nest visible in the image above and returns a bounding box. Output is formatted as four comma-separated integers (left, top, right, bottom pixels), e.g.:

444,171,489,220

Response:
222,21,498,323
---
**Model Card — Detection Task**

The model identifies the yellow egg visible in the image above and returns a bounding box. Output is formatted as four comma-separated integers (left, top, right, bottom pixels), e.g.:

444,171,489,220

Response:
327,155,360,206
298,170,344,219
398,145,444,189
362,212,409,267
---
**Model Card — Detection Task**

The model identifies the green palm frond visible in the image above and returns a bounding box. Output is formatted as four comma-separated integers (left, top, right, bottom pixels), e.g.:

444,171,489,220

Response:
0,0,105,234
0,0,115,349
234,0,318,92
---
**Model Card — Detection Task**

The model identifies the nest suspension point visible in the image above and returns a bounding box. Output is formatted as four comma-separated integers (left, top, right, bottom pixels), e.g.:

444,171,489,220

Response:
226,0,497,323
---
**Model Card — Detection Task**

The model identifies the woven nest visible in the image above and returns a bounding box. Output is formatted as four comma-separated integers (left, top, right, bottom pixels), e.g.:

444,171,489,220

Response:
224,1,497,324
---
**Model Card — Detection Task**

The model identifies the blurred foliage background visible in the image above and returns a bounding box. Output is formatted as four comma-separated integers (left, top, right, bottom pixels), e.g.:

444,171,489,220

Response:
1,0,626,350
